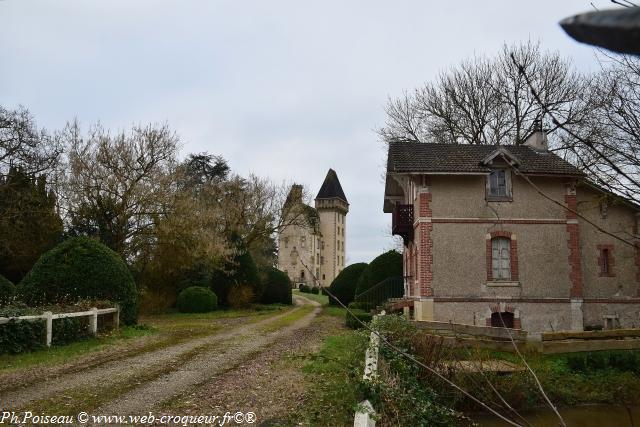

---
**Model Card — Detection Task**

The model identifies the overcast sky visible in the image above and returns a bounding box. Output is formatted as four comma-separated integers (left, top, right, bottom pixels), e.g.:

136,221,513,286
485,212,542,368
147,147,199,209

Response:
0,1,603,263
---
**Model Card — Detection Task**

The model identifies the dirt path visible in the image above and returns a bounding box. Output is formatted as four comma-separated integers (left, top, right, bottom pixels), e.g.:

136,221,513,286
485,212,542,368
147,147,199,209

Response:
0,296,321,414
162,312,344,426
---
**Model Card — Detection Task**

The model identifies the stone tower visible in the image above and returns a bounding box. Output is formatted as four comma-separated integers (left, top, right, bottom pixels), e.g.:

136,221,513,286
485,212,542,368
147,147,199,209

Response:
315,168,349,286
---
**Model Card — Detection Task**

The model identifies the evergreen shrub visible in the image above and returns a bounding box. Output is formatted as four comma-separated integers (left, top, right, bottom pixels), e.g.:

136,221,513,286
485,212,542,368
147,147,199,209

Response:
176,286,218,313
17,236,138,324
329,263,367,306
259,267,292,305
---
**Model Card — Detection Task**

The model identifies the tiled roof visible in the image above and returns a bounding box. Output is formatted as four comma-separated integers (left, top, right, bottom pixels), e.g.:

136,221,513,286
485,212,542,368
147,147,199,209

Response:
316,168,348,202
387,142,583,176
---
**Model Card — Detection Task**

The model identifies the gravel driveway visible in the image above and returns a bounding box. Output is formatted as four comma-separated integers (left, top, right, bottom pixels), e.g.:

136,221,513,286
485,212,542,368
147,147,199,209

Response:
0,295,327,420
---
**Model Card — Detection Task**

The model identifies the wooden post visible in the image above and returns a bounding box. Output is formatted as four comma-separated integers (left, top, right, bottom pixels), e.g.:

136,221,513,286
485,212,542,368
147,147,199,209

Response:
114,304,120,330
89,307,98,335
44,311,53,347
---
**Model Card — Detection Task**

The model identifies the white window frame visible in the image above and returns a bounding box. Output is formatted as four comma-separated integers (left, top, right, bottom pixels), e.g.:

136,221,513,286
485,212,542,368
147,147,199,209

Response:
492,237,511,280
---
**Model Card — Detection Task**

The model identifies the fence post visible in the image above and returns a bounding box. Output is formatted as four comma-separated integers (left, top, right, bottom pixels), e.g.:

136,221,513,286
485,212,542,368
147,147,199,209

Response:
89,307,98,336
44,312,53,347
114,304,120,329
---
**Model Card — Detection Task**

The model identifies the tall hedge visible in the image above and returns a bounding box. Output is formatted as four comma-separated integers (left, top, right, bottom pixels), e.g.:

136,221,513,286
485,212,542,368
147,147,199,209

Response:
259,266,292,305
17,236,138,324
354,250,402,298
328,262,367,306
0,275,16,306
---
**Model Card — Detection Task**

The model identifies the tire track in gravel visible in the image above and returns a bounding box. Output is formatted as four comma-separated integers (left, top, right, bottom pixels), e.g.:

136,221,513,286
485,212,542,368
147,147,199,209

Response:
95,296,321,415
0,298,316,411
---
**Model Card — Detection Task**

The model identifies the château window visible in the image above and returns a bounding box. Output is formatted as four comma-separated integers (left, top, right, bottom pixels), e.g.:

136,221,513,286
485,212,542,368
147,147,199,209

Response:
284,237,288,248
487,169,512,201
300,270,305,279
492,237,511,280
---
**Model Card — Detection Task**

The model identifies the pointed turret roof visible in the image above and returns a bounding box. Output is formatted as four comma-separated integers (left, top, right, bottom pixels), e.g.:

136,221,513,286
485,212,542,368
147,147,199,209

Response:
315,168,348,203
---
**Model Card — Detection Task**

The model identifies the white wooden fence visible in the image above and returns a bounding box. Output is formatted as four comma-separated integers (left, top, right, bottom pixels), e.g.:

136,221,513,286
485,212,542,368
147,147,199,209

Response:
0,306,119,347
354,311,384,427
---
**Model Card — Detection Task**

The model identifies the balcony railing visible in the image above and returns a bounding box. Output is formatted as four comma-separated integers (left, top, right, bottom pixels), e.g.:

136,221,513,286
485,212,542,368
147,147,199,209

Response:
354,276,404,310
392,204,414,245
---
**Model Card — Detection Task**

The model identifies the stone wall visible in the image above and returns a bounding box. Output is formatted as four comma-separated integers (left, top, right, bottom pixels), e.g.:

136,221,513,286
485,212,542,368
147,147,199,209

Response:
433,300,574,332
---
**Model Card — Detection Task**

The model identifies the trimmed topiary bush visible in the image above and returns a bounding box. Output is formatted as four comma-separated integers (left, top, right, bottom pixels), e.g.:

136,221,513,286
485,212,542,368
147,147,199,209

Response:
299,284,311,293
354,250,402,298
0,275,16,306
329,262,367,306
259,267,292,305
176,286,218,313
310,287,319,295
17,236,138,324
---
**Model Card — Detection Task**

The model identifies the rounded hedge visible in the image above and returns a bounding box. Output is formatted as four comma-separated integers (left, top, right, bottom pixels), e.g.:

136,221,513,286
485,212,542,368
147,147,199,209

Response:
259,267,292,305
354,250,403,298
177,286,218,313
17,236,138,324
0,275,16,306
328,262,367,306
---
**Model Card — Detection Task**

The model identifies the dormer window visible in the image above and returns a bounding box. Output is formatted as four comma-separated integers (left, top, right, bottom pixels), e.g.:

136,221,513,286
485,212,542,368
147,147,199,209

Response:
487,169,512,201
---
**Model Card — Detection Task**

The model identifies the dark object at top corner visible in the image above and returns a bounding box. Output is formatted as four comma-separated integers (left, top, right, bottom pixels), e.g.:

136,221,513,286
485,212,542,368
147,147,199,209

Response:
560,7,640,56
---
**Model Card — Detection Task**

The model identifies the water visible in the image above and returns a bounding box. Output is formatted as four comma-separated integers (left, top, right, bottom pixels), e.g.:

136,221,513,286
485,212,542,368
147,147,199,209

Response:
473,405,640,427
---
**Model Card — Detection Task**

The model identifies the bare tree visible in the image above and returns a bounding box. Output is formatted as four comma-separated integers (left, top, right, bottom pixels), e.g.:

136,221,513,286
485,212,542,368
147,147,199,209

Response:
568,54,640,202
0,105,62,176
61,121,179,260
379,41,591,147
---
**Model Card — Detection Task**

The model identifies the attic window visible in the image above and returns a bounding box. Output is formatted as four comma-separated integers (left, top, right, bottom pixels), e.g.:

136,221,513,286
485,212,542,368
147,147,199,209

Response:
600,200,608,219
487,169,512,201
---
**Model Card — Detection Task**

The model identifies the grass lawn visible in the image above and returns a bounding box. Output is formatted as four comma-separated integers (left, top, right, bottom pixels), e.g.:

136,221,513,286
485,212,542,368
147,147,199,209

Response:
0,304,289,374
299,330,368,425
0,325,155,373
259,305,316,333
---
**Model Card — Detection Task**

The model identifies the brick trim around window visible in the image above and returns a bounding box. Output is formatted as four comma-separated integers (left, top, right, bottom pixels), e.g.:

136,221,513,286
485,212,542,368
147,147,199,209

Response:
597,244,616,277
486,231,519,281
565,192,583,298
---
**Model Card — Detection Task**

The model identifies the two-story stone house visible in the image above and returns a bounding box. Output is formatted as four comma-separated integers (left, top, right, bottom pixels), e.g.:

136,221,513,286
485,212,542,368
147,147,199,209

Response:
383,130,640,332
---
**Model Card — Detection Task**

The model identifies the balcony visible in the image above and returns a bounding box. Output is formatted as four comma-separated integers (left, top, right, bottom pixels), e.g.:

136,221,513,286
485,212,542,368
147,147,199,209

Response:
392,204,414,245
